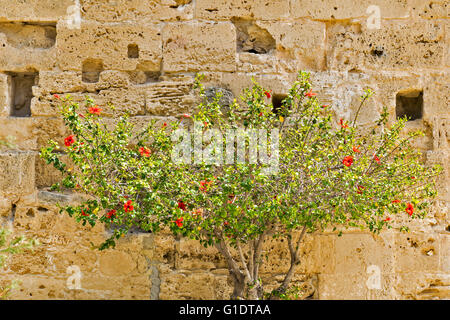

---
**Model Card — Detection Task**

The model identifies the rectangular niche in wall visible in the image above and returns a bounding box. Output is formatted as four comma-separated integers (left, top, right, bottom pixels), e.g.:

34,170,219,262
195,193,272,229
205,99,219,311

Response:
9,72,37,117
82,59,104,83
396,90,423,121
128,44,139,59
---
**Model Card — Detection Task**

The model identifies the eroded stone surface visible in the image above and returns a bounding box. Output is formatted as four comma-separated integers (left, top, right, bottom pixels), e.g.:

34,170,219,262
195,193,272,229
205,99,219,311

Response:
0,0,448,301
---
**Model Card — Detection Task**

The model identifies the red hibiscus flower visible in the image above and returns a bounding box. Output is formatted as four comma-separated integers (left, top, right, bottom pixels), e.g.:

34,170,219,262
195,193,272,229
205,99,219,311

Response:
199,179,212,192
264,90,272,99
383,217,391,222
106,209,116,219
88,106,102,115
406,203,414,216
177,200,187,211
53,94,60,99
224,221,229,226
81,209,89,217
356,185,365,194
163,122,167,127
304,89,317,98
410,176,415,180
342,156,353,167
353,145,360,153
182,114,191,118
373,154,381,164
392,199,401,204
321,105,329,108
259,112,263,117
64,135,75,147
339,118,349,129
175,217,183,227
124,200,134,212
139,147,151,157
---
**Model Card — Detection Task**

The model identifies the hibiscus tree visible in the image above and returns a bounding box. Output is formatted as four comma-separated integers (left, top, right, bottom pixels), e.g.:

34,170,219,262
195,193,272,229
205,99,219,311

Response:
41,72,441,300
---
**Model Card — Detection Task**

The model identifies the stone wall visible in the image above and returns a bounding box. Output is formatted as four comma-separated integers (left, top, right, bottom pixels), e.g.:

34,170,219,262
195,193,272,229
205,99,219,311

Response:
0,0,448,299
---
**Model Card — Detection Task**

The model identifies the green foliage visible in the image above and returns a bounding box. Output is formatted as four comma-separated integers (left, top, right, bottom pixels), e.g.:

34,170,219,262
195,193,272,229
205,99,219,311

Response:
40,71,441,299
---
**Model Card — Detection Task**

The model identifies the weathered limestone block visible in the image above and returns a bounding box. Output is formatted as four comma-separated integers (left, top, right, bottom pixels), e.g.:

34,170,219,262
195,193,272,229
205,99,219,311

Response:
34,72,84,96
32,88,146,117
159,271,217,300
35,71,131,97
0,151,35,196
412,0,449,19
97,88,146,116
34,118,69,150
80,0,194,22
252,234,335,275
237,52,296,74
2,275,69,300
35,154,65,188
7,247,50,275
0,117,67,151
0,73,11,117
57,21,162,72
99,250,136,276
0,41,56,72
394,272,450,299
440,234,449,272
0,194,11,217
0,23,56,49
195,0,290,20
427,151,450,201
318,272,397,299
176,238,225,270
76,274,120,294
291,0,410,19
256,20,326,71
334,232,395,275
305,71,380,125
0,22,57,72
145,76,196,116
0,0,74,22
370,72,421,118
262,273,318,299
213,274,234,299
162,22,236,72
327,21,446,71
423,72,450,122
45,247,98,275
12,205,47,232
143,233,177,266
395,232,441,273
220,72,293,102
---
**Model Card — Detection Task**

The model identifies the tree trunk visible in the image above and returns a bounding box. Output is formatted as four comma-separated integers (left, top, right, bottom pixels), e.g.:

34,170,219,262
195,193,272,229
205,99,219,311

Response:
230,271,246,300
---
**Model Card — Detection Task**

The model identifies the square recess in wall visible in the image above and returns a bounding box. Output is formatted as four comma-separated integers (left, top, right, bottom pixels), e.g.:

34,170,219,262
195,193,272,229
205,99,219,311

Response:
128,44,139,59
8,72,37,117
82,59,104,83
396,90,423,121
